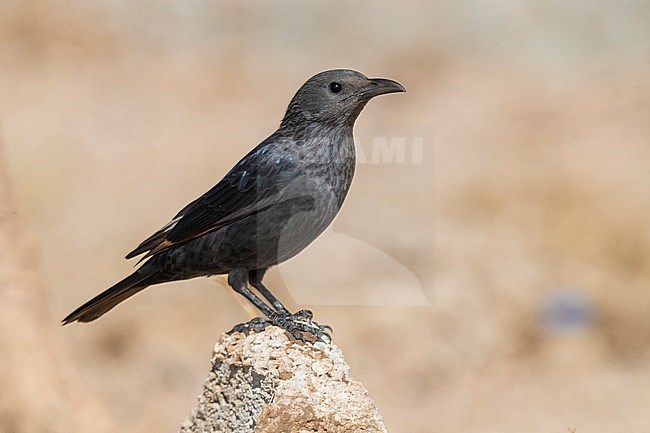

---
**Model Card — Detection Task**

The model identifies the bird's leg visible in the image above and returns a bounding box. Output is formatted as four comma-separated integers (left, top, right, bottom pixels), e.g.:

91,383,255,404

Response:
248,268,290,314
228,268,331,343
248,269,332,340
228,268,278,319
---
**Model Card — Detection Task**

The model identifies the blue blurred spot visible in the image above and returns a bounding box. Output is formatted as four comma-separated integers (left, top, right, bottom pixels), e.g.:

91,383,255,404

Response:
539,290,596,333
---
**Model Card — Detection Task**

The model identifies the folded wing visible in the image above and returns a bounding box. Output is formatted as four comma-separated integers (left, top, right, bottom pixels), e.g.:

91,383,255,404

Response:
126,140,299,260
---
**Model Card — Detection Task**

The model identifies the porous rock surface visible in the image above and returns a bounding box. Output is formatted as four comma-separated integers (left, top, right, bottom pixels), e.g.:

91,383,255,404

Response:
179,325,387,433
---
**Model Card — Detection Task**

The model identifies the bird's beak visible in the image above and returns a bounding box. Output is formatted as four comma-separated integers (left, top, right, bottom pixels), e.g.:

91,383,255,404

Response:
361,78,406,99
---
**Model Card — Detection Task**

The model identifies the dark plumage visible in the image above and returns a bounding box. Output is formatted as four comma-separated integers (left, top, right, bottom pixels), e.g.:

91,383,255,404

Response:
63,69,405,340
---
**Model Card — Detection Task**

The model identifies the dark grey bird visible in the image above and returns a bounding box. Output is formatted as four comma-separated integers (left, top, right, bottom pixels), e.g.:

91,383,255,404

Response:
63,69,405,340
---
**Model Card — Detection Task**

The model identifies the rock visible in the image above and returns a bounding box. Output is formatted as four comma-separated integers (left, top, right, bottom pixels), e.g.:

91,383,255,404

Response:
180,325,387,433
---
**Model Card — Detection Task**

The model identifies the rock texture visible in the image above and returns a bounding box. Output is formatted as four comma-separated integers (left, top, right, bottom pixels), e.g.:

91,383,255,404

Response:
180,325,387,433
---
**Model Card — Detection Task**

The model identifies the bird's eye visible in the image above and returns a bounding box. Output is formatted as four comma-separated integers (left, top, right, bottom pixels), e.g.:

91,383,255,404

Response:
329,82,342,93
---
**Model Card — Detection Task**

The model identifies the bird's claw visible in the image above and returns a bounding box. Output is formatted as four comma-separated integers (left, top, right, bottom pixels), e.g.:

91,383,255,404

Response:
293,309,333,334
270,309,332,343
228,317,271,335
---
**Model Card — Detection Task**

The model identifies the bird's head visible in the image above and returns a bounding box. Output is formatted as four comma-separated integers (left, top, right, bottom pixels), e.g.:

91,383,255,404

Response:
280,69,405,130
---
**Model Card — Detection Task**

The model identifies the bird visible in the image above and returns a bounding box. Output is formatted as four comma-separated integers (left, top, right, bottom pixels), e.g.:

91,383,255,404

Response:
63,69,405,341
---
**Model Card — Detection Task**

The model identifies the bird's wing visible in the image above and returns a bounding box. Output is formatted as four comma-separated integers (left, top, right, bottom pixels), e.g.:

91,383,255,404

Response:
126,140,299,260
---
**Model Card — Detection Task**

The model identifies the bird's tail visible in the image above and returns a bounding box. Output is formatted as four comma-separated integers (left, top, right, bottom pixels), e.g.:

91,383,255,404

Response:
62,270,159,324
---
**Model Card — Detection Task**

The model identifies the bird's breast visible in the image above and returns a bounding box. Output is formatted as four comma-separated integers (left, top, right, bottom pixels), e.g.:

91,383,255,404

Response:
297,133,356,205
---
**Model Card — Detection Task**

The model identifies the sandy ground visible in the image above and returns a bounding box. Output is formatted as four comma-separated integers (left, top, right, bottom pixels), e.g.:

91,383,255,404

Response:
1,2,649,432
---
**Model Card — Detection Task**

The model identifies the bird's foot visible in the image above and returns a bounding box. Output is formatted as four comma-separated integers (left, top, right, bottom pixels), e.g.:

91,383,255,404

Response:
269,309,332,344
227,311,332,343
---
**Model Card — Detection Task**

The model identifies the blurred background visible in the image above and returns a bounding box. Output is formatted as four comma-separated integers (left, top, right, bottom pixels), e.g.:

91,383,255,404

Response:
1,1,649,432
